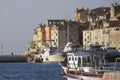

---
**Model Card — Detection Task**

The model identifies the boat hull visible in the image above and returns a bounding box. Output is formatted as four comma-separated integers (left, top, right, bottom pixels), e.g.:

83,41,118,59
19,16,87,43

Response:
66,72,120,80
42,54,65,63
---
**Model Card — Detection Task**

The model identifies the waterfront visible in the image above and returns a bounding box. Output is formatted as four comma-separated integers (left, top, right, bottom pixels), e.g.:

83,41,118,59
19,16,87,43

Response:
0,63,66,80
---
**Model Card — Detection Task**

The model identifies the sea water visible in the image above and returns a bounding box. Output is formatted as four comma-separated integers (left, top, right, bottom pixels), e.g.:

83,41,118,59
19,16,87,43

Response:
0,63,67,80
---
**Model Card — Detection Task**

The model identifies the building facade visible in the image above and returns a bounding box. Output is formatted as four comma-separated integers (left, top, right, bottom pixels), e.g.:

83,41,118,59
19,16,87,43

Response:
44,25,52,47
109,26,120,50
75,8,88,23
51,24,66,50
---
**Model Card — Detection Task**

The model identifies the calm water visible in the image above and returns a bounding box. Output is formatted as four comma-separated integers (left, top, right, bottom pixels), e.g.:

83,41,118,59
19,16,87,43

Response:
0,63,67,80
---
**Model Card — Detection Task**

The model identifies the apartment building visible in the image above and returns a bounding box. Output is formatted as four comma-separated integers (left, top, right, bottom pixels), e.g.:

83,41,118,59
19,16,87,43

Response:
44,25,52,47
83,3,120,51
109,26,120,50
29,24,46,52
51,24,66,49
48,20,67,50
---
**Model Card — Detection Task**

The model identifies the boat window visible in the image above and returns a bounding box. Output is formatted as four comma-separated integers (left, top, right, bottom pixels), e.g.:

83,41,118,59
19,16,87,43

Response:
83,57,91,66
75,57,77,61
83,57,86,62
87,57,90,63
69,57,71,60
78,57,81,67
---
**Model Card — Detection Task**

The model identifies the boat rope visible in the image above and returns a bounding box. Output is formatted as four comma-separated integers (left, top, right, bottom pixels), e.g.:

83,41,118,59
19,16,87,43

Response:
71,54,78,74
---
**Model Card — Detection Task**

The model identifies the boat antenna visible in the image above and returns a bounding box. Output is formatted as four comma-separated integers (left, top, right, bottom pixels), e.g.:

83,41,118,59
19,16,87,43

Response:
67,21,70,42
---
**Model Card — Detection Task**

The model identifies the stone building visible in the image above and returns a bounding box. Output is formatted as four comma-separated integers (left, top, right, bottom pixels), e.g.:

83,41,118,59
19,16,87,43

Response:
68,21,81,46
46,20,82,49
51,24,66,50
44,25,52,47
47,20,67,50
27,3,120,54
75,8,88,23
88,7,110,27
83,28,104,47
109,25,120,50
29,24,46,52
83,3,120,51
110,3,120,21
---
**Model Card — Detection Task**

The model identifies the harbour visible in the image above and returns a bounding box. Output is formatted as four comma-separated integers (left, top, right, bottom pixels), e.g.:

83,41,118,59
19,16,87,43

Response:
0,0,120,80
59,42,120,80
0,55,27,63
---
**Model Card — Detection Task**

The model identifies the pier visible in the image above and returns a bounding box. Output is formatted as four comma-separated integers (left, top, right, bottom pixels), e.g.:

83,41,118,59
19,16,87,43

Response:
0,55,27,62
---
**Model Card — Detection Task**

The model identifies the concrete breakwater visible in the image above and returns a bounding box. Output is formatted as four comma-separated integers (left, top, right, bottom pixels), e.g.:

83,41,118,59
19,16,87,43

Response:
0,55,27,62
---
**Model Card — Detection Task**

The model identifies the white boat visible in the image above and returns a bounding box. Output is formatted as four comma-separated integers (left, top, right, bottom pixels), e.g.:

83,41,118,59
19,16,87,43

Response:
40,47,65,63
60,42,120,80
60,42,108,73
65,58,120,80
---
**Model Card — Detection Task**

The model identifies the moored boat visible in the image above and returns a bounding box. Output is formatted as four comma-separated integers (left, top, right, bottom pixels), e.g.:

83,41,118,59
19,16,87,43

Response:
40,47,65,63
61,52,120,80
60,42,120,80
66,64,120,80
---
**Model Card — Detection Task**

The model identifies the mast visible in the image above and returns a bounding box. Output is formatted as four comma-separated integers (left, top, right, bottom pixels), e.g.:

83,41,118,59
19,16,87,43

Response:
67,21,70,42
1,44,3,55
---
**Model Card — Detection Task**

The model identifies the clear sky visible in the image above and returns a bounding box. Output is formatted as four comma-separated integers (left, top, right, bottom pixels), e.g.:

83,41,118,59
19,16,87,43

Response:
0,0,120,55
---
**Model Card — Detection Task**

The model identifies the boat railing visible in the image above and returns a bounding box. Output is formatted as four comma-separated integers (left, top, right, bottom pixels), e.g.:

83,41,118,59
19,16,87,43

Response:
68,70,103,78
114,57,120,71
102,66,120,71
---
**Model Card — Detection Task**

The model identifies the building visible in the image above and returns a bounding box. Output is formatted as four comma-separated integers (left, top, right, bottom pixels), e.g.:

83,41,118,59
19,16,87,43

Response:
109,25,120,50
88,7,110,27
83,3,120,51
83,28,104,47
68,21,81,46
51,24,66,49
75,8,88,23
110,3,120,21
49,20,67,50
26,3,120,58
29,24,46,52
44,25,52,47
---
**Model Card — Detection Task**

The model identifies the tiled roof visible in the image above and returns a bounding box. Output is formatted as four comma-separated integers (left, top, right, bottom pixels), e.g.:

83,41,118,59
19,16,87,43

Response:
77,8,86,12
114,5,120,15
90,7,110,16
75,7,88,14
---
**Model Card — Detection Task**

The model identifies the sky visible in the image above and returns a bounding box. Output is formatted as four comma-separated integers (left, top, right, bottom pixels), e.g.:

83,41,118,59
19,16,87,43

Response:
0,0,120,55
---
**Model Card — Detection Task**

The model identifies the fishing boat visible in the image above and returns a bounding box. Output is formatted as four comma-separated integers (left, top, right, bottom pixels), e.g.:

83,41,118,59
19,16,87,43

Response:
60,45,120,80
60,42,108,72
66,58,120,80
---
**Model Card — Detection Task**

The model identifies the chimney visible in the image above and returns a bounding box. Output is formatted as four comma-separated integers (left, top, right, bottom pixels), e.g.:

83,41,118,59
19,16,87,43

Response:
110,4,115,20
110,3,118,21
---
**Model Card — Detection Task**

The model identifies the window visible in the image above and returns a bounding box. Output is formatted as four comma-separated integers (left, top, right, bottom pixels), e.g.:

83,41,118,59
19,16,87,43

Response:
56,33,57,36
115,28,120,31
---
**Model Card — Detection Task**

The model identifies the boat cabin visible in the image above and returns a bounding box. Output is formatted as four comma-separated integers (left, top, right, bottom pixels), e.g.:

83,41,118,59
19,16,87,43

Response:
67,51,93,69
